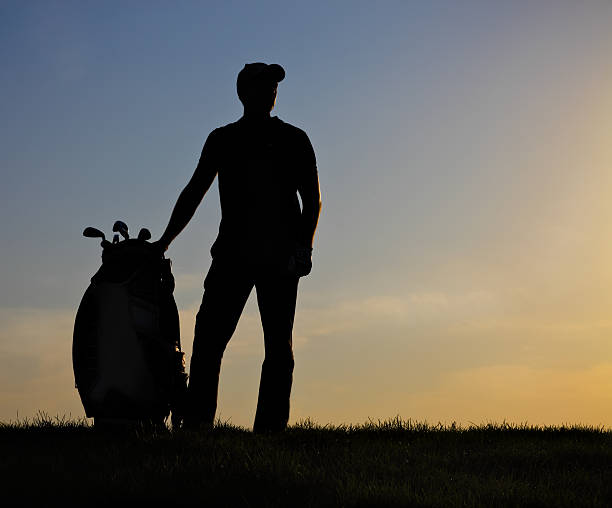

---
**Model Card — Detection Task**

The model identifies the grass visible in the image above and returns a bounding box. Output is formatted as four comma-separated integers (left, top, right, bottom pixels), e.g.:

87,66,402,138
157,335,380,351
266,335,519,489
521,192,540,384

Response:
1,413,611,507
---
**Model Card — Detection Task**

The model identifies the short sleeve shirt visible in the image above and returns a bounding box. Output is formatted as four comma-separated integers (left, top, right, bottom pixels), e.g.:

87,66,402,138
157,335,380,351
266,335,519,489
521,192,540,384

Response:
198,116,316,262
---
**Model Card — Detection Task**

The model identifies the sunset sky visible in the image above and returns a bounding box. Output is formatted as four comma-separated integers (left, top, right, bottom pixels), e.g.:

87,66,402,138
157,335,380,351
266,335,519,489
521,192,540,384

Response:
2,1,612,428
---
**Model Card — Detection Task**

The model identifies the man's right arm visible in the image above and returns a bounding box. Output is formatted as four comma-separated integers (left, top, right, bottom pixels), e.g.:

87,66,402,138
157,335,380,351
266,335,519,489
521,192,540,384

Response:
156,131,220,251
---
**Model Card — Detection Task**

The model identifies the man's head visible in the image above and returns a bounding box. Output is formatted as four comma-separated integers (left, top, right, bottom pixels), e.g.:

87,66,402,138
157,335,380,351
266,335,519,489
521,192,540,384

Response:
237,63,285,114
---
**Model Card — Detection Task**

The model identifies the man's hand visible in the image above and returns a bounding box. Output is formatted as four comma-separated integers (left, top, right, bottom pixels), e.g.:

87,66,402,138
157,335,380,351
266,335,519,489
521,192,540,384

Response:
150,240,169,257
289,245,312,277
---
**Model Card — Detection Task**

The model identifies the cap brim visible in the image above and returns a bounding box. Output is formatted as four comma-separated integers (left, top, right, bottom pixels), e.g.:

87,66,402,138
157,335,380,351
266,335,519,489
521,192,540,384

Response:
267,64,285,83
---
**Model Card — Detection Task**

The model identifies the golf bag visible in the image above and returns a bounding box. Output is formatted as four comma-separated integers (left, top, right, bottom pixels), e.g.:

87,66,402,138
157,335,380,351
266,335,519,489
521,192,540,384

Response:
73,224,188,427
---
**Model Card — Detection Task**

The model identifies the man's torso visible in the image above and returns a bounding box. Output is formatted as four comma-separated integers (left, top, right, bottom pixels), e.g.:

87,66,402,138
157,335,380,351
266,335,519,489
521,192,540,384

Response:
206,116,315,263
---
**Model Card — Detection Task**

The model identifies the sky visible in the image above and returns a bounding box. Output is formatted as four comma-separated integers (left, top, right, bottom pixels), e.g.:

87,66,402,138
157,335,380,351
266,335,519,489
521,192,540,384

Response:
2,0,612,428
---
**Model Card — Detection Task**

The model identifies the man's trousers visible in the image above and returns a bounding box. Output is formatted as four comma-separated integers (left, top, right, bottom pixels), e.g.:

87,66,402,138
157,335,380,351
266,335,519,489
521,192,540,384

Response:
185,257,299,432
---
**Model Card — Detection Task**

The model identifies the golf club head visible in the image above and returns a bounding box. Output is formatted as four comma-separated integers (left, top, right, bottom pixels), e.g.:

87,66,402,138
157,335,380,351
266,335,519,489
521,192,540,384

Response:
113,220,129,240
83,227,106,240
137,228,151,241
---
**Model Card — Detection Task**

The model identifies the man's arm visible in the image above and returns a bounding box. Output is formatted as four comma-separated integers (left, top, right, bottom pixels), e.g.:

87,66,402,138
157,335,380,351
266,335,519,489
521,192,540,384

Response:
156,132,219,251
297,163,322,249
291,159,321,277
290,130,321,276
296,129,321,249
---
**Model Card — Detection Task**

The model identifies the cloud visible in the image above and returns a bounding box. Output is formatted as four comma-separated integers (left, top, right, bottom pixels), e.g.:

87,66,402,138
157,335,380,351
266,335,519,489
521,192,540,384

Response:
292,290,496,338
0,307,81,422
174,272,205,293
3,285,612,427
398,363,612,427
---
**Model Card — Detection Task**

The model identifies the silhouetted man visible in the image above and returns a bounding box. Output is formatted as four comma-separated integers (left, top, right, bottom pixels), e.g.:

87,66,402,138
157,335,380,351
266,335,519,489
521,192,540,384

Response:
155,63,321,432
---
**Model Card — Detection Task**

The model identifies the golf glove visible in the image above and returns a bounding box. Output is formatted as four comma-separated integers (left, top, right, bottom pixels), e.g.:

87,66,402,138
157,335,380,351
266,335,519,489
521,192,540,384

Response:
289,245,313,277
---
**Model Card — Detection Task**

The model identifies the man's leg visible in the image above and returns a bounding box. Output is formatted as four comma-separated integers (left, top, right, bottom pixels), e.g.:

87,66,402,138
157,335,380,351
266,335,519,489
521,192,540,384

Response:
185,259,254,427
253,272,299,433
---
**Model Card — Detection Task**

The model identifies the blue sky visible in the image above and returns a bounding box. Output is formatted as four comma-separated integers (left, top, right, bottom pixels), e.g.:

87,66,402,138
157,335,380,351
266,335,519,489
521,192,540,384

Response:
2,1,612,427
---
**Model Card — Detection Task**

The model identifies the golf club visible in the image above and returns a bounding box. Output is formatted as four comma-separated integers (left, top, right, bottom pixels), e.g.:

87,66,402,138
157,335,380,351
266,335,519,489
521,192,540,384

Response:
113,220,129,240
83,227,112,248
83,227,106,240
137,228,151,241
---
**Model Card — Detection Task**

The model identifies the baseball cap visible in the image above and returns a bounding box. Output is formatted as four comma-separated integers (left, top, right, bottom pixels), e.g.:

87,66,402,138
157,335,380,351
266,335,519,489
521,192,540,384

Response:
237,63,285,99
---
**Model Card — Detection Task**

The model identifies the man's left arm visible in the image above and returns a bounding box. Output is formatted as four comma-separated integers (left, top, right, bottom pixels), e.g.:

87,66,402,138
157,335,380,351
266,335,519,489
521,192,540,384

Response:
297,164,321,248
294,131,322,275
